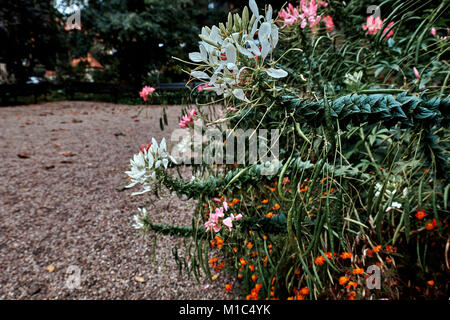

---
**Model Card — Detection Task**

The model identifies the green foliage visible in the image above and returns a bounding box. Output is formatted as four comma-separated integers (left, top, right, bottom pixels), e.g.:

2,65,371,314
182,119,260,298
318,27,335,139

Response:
127,0,450,300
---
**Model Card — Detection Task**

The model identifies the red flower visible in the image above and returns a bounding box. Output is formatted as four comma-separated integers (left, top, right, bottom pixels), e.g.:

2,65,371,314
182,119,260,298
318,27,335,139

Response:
140,142,152,153
426,218,437,230
415,209,427,220
314,256,325,266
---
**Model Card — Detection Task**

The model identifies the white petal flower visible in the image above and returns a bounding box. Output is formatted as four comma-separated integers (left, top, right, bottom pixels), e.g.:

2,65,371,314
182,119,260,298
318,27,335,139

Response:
132,207,148,230
191,71,210,79
125,137,178,195
232,88,250,102
189,52,203,62
188,0,285,101
249,0,259,18
266,68,288,78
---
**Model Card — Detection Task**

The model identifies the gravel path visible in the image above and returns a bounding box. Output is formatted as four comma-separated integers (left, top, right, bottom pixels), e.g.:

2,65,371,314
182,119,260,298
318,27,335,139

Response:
0,101,237,300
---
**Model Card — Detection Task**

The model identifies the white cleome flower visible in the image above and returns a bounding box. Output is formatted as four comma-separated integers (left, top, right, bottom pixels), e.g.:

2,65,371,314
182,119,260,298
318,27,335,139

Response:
188,0,287,102
125,138,177,195
132,207,148,230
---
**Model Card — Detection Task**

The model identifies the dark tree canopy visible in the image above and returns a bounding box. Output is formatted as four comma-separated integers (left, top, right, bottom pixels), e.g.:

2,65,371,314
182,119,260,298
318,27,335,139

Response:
0,0,66,83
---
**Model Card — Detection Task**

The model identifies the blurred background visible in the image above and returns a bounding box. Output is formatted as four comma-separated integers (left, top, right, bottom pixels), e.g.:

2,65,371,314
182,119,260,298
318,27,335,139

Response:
0,0,288,105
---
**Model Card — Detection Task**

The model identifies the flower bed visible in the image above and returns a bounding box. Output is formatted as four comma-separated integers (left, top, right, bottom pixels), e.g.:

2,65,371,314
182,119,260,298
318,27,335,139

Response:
126,0,449,300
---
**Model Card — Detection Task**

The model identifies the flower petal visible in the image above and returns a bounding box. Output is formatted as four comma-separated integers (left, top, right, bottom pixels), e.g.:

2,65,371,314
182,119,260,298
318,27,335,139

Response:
266,67,288,78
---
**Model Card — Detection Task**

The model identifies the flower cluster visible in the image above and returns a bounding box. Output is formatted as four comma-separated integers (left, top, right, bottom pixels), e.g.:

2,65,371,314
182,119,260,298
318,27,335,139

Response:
132,207,148,230
139,86,155,102
179,109,197,128
125,138,177,195
204,199,242,233
362,15,394,39
279,1,332,31
188,0,287,102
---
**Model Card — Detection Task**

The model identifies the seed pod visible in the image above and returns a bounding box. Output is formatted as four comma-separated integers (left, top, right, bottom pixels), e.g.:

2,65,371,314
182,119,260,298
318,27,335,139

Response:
219,23,227,35
226,12,233,32
203,26,211,34
242,6,249,30
233,13,242,31
248,14,257,33
199,34,218,47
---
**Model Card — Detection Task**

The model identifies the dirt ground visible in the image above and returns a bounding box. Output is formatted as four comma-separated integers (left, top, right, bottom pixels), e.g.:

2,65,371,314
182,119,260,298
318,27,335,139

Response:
0,101,237,299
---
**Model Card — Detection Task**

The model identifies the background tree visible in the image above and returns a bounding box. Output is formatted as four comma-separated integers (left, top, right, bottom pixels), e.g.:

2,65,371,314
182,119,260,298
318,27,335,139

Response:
0,0,66,83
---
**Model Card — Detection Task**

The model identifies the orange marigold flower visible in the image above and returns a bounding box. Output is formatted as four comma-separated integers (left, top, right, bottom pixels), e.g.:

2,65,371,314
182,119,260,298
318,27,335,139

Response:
239,258,247,266
247,242,254,249
366,249,373,257
324,252,333,259
225,283,232,292
233,247,238,253
349,291,357,297
287,296,294,300
269,187,276,192
271,277,276,285
415,209,427,220
427,280,434,286
208,257,218,265
314,256,326,266
299,186,309,193
249,264,255,272
263,256,268,263
238,273,243,279
339,276,349,285
386,256,392,263
385,245,393,253
256,205,262,209
346,281,357,289
300,287,309,295
340,252,352,259
263,235,268,241
353,268,364,275
273,203,281,210
251,274,258,281
232,198,240,204
262,199,269,204
296,294,305,300
425,220,435,230
373,245,382,253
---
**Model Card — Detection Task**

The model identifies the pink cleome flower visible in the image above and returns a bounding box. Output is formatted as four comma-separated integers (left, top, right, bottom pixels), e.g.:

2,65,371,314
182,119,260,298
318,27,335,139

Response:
413,67,420,80
222,213,243,231
300,0,321,29
179,109,197,128
363,16,394,39
431,27,436,36
139,86,155,102
198,83,211,92
322,15,334,33
279,3,301,28
280,1,327,30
